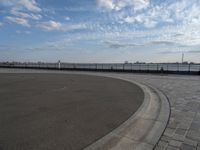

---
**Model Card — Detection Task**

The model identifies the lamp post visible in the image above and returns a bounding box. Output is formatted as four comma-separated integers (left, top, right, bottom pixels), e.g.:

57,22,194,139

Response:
58,60,61,69
182,52,184,64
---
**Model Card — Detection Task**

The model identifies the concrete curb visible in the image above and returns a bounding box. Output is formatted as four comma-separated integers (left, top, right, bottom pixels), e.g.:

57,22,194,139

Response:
83,75,170,150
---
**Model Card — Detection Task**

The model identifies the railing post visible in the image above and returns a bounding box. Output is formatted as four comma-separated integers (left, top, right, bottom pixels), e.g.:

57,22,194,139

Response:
177,63,179,72
131,63,133,71
157,64,159,72
167,63,168,72
58,60,61,70
199,64,200,72
188,64,190,73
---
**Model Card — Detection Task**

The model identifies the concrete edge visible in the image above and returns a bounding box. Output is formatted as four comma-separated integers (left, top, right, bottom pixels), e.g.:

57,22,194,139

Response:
82,74,170,150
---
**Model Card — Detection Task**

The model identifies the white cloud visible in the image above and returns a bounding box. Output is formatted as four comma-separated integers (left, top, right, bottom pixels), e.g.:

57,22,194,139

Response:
97,0,150,11
18,0,41,12
124,14,158,28
144,19,157,28
10,8,42,20
74,22,200,46
6,16,30,27
124,14,145,23
37,20,88,32
97,0,200,29
97,0,115,10
1,0,42,27
1,0,42,12
37,20,62,31
61,23,87,31
124,16,135,23
65,16,70,21
121,0,149,11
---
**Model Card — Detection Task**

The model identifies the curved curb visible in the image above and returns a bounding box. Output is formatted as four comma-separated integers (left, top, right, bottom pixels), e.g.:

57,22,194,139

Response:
83,75,170,150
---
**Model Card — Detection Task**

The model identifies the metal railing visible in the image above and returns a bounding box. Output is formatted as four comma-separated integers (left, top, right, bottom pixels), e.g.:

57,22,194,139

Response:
0,62,200,75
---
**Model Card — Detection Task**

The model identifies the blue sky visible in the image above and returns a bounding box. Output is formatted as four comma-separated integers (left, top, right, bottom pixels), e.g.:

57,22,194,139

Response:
0,0,200,63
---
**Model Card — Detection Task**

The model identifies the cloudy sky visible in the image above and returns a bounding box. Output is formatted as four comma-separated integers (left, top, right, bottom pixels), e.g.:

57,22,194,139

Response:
0,0,200,63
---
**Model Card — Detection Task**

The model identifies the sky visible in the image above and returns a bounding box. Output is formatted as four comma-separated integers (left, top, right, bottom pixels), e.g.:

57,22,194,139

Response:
0,0,200,63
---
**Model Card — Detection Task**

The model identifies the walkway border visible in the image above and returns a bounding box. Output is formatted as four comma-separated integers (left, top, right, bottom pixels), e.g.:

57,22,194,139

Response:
83,74,170,150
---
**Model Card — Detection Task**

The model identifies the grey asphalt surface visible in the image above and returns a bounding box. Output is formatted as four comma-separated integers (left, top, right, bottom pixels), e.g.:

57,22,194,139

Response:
0,73,144,150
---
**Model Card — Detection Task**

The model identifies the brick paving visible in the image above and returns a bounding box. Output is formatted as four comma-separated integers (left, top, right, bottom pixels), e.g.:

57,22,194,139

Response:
104,73,200,150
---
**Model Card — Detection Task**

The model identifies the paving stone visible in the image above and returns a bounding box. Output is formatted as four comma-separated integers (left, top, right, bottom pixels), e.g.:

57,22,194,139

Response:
169,140,182,147
168,120,179,129
184,138,198,147
186,102,200,112
175,128,187,136
186,130,200,141
190,121,200,130
194,113,200,122
166,145,180,150
161,135,171,142
198,146,200,150
154,145,165,150
164,128,175,137
157,140,168,148
178,121,192,130
197,106,200,113
181,143,196,150
184,111,196,119
172,134,185,142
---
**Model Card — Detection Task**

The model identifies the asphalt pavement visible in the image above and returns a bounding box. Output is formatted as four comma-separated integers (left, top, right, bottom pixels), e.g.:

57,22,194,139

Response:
0,73,144,150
